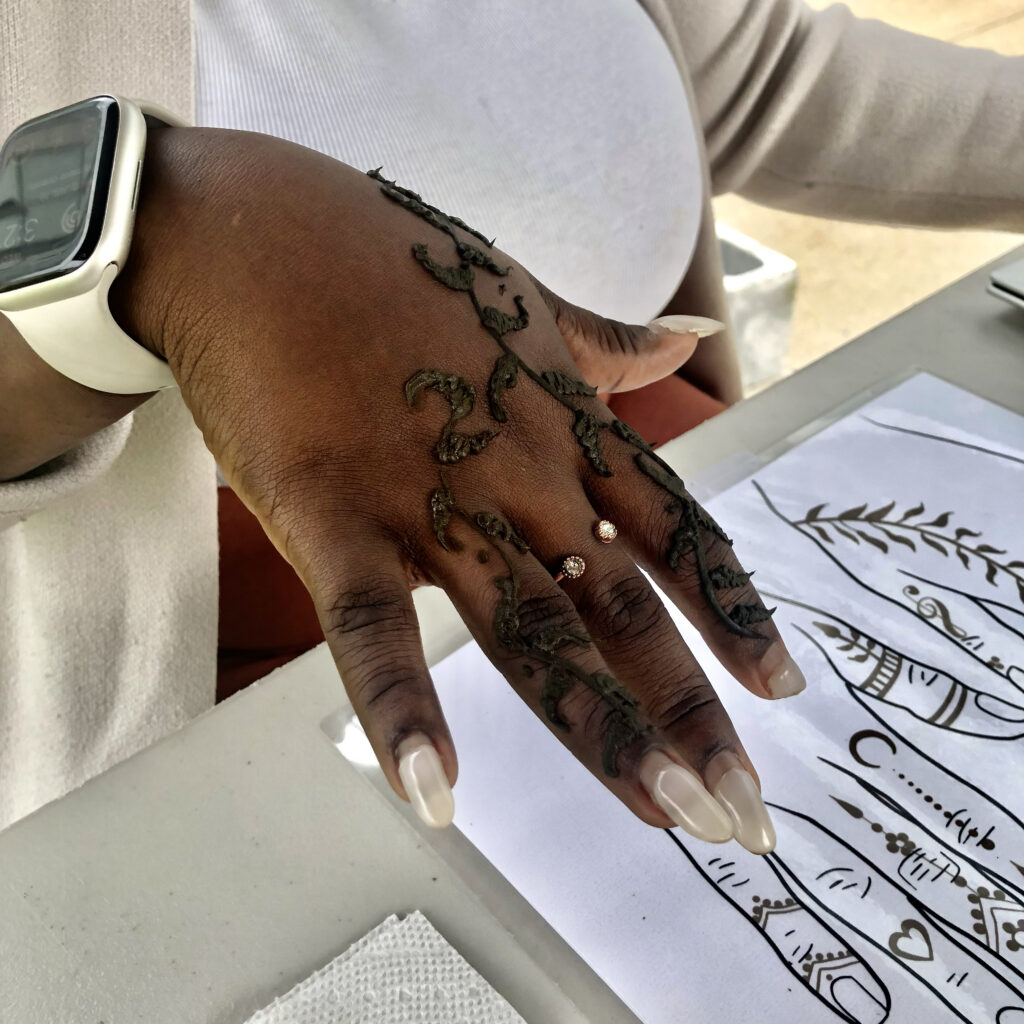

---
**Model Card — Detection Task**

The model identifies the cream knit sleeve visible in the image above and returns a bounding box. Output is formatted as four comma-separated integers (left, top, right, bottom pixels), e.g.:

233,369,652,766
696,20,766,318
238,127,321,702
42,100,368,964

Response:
0,415,133,533
660,0,1024,230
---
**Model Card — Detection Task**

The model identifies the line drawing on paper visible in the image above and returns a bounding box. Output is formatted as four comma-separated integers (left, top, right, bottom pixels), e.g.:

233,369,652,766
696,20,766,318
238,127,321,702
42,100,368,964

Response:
860,416,1024,468
752,481,1023,685
667,831,892,1024
760,592,1024,740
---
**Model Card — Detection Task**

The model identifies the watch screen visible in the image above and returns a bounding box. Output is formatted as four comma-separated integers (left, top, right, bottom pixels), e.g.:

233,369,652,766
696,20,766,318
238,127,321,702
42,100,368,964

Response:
0,96,119,292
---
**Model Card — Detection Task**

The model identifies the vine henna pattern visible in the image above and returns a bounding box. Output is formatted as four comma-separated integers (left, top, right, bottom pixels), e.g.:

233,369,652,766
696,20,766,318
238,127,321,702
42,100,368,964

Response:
369,168,771,775
668,831,893,1023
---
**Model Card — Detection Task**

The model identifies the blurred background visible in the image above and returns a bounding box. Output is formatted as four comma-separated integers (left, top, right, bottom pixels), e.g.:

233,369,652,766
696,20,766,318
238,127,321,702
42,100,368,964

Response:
715,0,1024,390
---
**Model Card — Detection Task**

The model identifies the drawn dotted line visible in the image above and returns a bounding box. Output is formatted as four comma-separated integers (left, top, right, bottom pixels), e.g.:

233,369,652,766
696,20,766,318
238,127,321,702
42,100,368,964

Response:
892,769,996,851
895,770,943,811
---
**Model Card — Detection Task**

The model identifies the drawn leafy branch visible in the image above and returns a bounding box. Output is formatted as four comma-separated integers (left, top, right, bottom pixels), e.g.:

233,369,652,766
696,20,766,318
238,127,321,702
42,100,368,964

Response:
813,621,877,663
797,501,1024,604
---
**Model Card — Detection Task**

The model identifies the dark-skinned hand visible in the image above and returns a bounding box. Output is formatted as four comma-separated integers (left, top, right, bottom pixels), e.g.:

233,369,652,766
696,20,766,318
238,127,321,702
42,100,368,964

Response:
112,127,806,853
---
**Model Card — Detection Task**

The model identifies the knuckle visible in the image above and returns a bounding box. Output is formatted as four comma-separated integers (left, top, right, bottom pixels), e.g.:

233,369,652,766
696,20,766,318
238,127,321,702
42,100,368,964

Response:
322,581,415,647
582,570,664,647
599,316,643,358
558,684,615,746
647,673,721,735
513,591,587,649
350,666,424,716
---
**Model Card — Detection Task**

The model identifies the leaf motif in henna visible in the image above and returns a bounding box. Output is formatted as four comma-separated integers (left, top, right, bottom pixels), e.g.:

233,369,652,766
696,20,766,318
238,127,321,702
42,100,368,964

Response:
541,369,598,398
480,295,530,336
475,511,530,553
456,241,510,275
602,711,645,778
729,603,776,629
368,168,493,246
573,409,612,477
437,426,498,464
412,243,475,291
531,625,588,655
487,351,519,423
693,503,733,546
493,575,522,652
540,662,575,730
707,564,751,590
405,369,476,415
429,484,459,551
612,418,656,456
591,672,639,715
666,520,699,571
406,370,497,463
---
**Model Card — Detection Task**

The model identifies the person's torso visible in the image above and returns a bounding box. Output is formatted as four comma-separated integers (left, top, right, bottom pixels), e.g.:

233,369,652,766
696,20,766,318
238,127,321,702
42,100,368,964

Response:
192,0,703,326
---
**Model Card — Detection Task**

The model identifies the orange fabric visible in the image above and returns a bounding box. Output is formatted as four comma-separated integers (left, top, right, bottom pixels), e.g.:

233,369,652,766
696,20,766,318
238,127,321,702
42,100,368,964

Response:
603,372,726,448
216,487,322,702
216,374,725,701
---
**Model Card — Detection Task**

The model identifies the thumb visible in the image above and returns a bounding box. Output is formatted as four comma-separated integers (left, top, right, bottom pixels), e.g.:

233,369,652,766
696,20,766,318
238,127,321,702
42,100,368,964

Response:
529,274,725,394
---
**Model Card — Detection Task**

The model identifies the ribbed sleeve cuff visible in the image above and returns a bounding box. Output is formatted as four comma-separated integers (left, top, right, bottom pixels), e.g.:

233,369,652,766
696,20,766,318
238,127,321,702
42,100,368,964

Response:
0,414,134,532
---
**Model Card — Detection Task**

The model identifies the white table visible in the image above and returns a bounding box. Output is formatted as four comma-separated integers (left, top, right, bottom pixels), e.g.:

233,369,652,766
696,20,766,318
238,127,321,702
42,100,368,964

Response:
1,249,1022,1022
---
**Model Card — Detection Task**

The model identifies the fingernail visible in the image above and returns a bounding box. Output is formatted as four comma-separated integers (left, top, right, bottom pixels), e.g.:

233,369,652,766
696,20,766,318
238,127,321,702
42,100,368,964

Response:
709,753,776,854
646,314,725,339
759,644,806,699
640,751,733,843
397,734,455,829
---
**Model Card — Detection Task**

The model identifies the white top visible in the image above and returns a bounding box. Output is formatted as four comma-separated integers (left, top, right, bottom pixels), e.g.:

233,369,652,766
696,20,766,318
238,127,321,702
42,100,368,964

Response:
191,0,703,326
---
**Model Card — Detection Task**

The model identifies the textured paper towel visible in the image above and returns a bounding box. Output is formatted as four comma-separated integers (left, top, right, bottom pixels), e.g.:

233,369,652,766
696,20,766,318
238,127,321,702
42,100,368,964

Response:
244,912,526,1024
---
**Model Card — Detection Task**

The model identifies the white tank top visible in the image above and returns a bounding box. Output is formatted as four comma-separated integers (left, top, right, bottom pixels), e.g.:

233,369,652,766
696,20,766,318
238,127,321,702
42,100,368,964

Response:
192,0,702,325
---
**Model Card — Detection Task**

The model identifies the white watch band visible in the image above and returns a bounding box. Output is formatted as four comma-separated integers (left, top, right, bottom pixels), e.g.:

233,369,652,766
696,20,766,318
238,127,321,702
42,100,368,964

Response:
0,97,186,394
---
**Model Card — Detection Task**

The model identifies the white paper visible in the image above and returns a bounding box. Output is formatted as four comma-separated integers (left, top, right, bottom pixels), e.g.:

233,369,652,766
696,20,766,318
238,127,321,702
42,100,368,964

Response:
430,374,1024,1024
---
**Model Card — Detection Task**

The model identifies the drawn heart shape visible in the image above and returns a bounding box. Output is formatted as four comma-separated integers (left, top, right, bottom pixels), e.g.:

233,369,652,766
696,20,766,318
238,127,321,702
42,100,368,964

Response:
887,919,933,962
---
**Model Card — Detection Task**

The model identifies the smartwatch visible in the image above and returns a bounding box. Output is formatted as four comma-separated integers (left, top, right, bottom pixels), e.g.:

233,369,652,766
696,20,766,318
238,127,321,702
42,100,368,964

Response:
0,95,185,393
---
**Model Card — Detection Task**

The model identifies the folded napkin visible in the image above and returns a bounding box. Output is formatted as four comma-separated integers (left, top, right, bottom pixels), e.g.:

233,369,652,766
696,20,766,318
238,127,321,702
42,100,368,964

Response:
244,911,527,1024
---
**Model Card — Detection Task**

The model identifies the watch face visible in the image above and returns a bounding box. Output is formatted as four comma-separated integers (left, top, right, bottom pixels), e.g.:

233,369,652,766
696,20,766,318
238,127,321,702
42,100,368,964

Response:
0,96,119,293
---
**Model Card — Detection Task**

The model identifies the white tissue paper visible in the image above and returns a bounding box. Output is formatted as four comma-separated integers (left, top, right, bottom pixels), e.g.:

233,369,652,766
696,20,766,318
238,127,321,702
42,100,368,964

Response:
244,911,526,1024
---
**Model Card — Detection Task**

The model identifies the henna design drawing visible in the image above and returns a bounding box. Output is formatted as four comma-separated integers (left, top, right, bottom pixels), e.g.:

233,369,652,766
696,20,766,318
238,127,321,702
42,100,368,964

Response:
371,167,770,773
668,832,892,1023
901,572,1024,645
860,415,1024,469
753,481,1020,685
768,803,1024,1023
830,796,1024,978
762,593,1024,740
826,735,1024,905
795,499,1024,604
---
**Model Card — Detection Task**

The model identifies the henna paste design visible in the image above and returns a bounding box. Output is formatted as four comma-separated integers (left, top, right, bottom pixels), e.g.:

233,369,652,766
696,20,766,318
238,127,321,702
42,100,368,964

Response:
405,369,498,464
371,167,768,774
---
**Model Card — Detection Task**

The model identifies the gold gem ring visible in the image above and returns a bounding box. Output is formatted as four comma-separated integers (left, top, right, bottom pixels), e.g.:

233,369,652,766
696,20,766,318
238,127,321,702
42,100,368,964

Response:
553,554,586,584
594,519,618,543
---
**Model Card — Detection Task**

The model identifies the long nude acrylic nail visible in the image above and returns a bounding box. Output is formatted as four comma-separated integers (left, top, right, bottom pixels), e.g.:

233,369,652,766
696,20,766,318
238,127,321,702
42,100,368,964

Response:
397,734,455,829
641,751,733,843
646,314,725,339
759,643,807,699
709,753,776,854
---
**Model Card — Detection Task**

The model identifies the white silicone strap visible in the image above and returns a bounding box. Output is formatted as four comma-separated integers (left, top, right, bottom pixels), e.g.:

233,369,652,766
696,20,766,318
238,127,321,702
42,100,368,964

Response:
0,97,185,394
5,263,175,393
